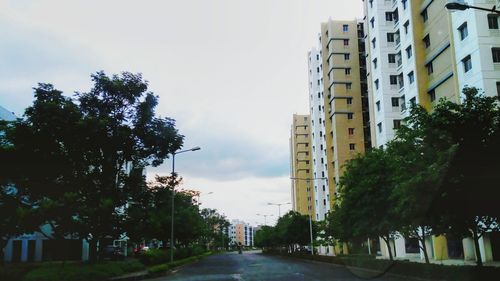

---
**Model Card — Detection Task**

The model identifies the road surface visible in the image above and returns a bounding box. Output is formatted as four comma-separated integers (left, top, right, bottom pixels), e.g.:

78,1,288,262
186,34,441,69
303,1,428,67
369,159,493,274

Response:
148,251,412,281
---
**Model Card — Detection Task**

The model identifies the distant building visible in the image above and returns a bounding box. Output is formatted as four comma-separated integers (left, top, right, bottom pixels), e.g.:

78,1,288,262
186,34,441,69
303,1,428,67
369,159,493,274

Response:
228,220,254,247
289,114,315,218
0,105,16,121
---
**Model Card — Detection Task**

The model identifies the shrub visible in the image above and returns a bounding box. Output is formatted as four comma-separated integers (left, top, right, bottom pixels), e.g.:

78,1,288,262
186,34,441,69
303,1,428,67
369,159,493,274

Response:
23,260,145,281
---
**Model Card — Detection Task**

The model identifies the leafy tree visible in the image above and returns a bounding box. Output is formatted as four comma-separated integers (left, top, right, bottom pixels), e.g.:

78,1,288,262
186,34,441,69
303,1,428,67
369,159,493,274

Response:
406,88,500,266
199,208,229,250
274,211,316,252
1,72,184,262
333,149,399,260
254,226,276,249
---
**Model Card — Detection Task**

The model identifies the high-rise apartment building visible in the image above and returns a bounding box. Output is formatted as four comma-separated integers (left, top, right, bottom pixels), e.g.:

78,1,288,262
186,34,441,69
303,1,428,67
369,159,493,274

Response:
362,0,500,262
289,114,315,218
307,19,371,222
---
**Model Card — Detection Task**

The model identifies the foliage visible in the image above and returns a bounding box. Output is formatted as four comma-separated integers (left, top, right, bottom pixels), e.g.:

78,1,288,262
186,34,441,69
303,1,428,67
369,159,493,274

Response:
254,211,316,251
325,88,500,265
0,72,184,261
22,260,144,281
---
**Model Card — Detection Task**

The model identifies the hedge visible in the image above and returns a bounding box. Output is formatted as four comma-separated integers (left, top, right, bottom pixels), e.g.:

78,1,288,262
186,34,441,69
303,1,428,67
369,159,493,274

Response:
22,260,145,281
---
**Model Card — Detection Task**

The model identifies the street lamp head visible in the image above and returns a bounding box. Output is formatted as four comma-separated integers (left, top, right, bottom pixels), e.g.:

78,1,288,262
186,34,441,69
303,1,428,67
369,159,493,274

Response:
445,0,468,11
190,146,201,151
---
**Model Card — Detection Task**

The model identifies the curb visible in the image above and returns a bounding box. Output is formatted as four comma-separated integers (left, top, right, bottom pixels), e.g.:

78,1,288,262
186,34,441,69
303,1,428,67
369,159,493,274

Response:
109,252,213,281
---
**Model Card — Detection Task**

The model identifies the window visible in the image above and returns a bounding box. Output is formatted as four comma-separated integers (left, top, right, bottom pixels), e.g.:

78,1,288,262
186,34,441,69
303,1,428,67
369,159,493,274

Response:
377,122,382,133
388,54,396,63
421,9,428,22
390,75,398,85
423,34,430,48
347,113,354,120
404,21,410,34
393,119,402,129
369,0,373,8
343,24,349,32
410,97,416,107
492,48,500,63
408,71,415,84
349,143,356,150
386,12,394,21
488,14,499,29
375,79,379,90
458,22,468,40
387,32,395,42
345,68,351,75
348,128,355,135
344,53,350,60
376,101,381,111
346,83,352,90
402,0,407,10
427,62,434,75
429,90,436,102
343,39,349,46
373,58,378,69
370,17,375,28
372,37,376,49
406,45,412,58
391,97,399,107
346,98,353,105
462,55,472,72
497,82,500,97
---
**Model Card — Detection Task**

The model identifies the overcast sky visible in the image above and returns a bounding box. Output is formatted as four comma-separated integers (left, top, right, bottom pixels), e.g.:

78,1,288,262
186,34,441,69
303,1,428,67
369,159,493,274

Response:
0,0,362,226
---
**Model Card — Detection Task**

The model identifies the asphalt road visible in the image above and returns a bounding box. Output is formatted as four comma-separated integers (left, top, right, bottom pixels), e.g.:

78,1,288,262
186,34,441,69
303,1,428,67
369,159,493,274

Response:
148,251,410,281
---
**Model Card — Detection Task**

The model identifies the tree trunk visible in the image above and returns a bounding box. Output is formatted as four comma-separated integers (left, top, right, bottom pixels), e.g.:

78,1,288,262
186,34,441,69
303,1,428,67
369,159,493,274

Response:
383,236,393,261
419,228,430,264
88,239,98,263
472,230,483,267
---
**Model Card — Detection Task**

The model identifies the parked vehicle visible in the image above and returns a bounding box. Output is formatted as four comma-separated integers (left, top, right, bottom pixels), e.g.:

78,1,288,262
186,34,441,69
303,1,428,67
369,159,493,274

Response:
102,245,125,261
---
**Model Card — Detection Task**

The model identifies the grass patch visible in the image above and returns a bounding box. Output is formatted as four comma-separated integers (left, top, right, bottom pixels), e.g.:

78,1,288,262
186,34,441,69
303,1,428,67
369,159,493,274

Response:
22,260,144,281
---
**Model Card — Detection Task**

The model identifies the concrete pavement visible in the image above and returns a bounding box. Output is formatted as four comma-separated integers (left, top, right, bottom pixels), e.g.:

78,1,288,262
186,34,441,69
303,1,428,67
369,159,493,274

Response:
147,251,415,281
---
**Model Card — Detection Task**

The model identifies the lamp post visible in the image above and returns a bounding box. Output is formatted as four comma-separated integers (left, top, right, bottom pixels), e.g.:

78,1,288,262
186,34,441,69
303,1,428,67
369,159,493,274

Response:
267,202,291,218
256,213,274,226
445,0,500,14
170,146,201,263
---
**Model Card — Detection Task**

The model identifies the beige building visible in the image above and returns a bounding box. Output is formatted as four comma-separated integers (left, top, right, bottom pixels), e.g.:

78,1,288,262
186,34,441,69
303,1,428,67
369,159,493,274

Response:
318,19,371,211
363,0,500,263
290,114,315,218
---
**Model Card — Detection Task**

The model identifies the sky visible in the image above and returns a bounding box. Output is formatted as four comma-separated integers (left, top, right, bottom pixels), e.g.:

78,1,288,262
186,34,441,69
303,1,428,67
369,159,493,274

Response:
0,0,363,226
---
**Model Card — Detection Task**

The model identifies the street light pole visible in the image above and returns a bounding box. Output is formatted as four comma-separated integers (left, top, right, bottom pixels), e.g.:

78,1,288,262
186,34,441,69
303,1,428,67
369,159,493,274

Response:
267,202,291,218
256,213,273,226
170,146,201,263
445,0,500,14
309,214,314,256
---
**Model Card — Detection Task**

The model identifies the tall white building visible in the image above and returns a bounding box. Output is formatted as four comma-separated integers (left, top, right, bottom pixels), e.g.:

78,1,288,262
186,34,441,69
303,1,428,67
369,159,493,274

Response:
450,0,500,97
307,48,330,221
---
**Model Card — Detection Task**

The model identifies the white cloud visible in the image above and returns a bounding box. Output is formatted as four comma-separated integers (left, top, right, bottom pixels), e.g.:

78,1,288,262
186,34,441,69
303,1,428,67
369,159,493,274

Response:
0,0,363,224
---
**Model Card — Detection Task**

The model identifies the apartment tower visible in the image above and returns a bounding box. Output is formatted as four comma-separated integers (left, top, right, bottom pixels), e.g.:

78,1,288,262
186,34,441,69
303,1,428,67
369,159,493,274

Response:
290,114,315,218
363,0,500,262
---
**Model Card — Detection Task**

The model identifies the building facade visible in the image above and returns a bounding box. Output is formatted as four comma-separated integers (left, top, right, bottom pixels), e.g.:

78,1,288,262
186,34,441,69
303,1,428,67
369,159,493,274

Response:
362,0,500,263
228,220,254,247
290,114,315,217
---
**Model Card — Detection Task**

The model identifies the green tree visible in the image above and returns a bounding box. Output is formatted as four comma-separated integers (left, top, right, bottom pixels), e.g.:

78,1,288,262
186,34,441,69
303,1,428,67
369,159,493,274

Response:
274,211,316,252
254,226,276,249
1,72,184,262
404,88,500,266
332,149,399,260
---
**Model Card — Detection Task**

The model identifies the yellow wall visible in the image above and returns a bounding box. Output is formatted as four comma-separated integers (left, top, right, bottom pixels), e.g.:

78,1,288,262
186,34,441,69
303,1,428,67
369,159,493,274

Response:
290,114,315,218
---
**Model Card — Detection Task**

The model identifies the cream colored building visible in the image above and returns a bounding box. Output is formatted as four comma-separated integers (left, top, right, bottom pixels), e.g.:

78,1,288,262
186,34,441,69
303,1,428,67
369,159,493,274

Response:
290,114,315,218
362,0,500,263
